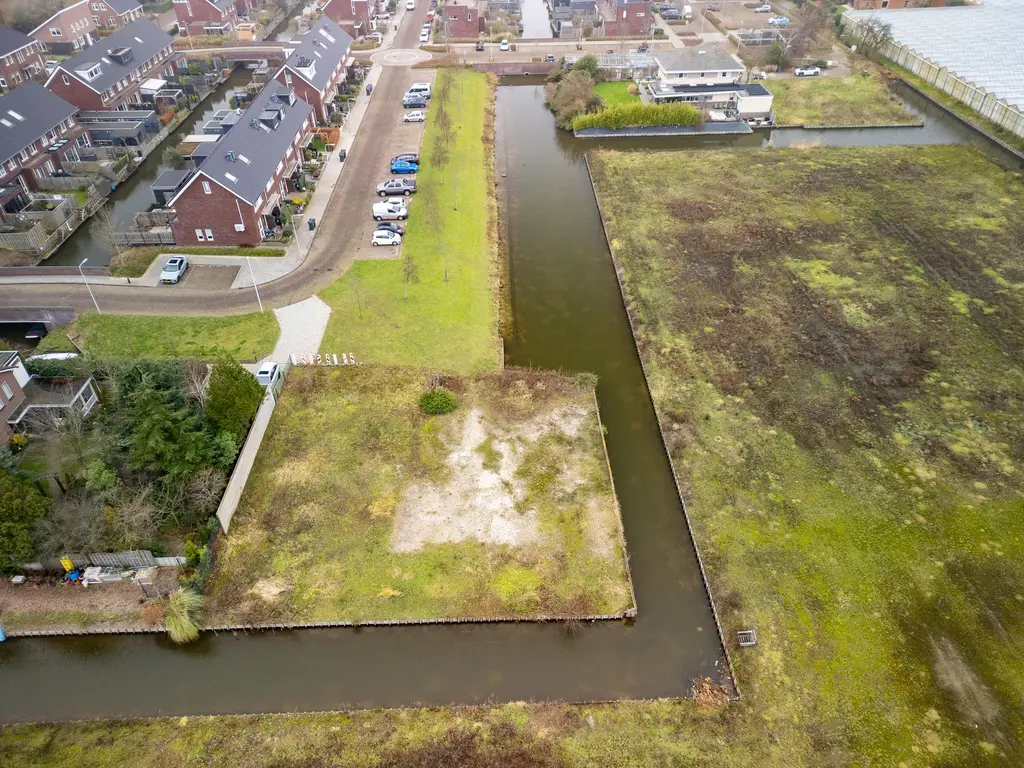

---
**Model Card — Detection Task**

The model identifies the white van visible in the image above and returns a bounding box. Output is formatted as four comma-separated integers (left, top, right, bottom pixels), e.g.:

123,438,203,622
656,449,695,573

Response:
407,82,432,99
372,201,408,221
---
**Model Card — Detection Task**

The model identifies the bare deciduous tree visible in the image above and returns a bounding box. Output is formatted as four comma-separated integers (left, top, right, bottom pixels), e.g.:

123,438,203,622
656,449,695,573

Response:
33,492,108,558
181,360,211,406
184,467,227,520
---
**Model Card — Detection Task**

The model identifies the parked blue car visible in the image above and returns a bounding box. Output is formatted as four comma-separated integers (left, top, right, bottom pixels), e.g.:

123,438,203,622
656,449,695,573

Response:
390,160,419,174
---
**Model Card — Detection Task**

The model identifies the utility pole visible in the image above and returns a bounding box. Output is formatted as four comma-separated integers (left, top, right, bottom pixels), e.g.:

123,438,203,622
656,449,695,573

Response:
78,258,101,314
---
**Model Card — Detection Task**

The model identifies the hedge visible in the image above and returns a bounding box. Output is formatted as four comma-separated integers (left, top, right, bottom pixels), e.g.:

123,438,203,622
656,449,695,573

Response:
572,103,703,131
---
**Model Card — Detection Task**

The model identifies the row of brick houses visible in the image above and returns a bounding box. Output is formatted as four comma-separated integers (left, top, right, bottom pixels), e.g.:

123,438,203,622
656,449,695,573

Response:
321,0,375,39
274,16,353,124
173,0,239,38
0,27,46,92
28,0,144,56
44,20,181,112
0,83,93,213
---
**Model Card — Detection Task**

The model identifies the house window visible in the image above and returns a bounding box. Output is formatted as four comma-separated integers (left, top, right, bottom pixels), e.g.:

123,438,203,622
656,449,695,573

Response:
0,77,6,89
50,28,63,37
202,181,212,194
204,229,214,241
467,10,471,19
195,228,205,241
93,15,100,24
284,72,292,84
699,72,705,78
881,0,889,5
0,382,9,400
62,74,70,85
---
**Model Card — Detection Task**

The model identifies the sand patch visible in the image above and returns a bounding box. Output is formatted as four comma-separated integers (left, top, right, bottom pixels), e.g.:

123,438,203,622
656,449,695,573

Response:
391,405,588,553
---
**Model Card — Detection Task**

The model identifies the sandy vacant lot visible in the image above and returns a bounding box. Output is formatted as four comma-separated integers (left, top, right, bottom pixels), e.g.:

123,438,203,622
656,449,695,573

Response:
206,366,633,625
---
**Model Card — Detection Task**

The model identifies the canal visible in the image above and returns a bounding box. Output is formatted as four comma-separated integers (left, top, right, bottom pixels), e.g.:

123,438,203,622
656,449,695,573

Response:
520,0,553,39
1,79,1020,723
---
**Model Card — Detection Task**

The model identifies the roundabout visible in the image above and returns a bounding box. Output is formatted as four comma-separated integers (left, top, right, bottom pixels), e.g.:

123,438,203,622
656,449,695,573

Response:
371,48,433,67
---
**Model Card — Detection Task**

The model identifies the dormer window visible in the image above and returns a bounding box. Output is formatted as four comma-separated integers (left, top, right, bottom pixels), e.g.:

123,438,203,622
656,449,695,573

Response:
77,63,103,81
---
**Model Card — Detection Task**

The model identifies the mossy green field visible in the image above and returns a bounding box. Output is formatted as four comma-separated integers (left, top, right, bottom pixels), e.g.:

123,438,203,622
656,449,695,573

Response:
206,365,632,624
589,145,1024,764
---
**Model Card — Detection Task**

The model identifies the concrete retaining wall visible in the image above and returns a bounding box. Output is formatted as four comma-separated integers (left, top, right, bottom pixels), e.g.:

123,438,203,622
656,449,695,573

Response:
216,390,277,533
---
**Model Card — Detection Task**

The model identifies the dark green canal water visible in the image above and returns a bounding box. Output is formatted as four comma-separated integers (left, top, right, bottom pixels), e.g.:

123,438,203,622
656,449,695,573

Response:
1,79,1020,722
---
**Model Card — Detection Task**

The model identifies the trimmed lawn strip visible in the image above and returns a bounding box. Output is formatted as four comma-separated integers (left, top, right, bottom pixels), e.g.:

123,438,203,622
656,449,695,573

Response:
768,67,917,126
589,146,1024,764
318,70,499,374
0,610,136,632
109,246,286,278
594,81,640,107
884,59,1024,152
36,313,278,360
206,365,632,625
0,700,784,767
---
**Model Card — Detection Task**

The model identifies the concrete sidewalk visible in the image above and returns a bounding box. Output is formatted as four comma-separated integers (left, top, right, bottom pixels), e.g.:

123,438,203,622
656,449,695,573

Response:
269,294,332,362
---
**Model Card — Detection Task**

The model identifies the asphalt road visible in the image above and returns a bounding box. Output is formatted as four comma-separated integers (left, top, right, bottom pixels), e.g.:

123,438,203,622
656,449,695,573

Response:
0,6,431,316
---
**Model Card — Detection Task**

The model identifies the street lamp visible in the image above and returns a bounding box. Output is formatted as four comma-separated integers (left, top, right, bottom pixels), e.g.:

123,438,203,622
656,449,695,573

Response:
78,258,101,315
246,255,264,313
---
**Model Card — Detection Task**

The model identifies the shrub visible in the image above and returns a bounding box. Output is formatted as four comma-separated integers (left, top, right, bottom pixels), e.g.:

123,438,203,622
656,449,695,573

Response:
165,587,204,643
205,357,265,442
545,70,602,130
419,387,458,415
572,102,703,131
9,434,28,453
627,82,638,96
572,54,599,78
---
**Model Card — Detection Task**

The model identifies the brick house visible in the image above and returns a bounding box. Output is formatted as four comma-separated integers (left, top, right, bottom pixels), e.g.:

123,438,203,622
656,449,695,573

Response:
321,0,374,38
443,1,485,39
849,0,946,8
0,27,46,92
30,0,98,56
274,16,353,125
0,83,92,212
173,0,239,37
169,85,314,246
89,0,146,33
600,0,649,37
44,20,180,112
0,351,100,440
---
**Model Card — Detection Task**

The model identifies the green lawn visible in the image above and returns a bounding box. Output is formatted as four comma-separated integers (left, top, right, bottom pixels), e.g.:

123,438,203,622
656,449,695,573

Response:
36,313,278,360
206,365,632,624
594,81,640,107
108,246,286,278
0,699,787,767
318,70,499,374
769,68,917,125
589,145,1024,765
884,59,1024,152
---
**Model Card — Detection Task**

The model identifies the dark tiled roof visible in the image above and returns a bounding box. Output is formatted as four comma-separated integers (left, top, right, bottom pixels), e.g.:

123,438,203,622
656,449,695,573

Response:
282,16,353,92
52,19,173,93
0,83,77,166
185,84,313,205
655,46,743,73
0,25,36,58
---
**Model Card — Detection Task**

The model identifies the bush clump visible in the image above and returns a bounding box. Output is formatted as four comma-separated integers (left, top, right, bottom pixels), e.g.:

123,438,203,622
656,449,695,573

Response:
572,103,704,131
165,587,204,644
419,387,458,415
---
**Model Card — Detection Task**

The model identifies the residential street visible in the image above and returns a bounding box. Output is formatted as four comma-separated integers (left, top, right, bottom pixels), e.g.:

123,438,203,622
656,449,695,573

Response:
0,5,432,316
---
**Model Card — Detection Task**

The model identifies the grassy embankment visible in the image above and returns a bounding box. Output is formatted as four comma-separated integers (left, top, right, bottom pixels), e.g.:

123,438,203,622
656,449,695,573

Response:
206,365,632,624
0,699,791,767
108,245,286,278
35,313,278,360
318,70,499,374
589,145,1024,765
883,59,1024,152
768,68,917,125
594,81,640,107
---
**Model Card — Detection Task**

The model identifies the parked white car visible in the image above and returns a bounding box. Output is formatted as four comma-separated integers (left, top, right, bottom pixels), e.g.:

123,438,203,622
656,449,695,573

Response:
372,201,409,220
404,111,426,122
768,15,789,25
406,0,415,8
372,229,403,247
419,29,430,43
160,255,189,284
499,39,509,51
794,65,821,77
754,4,772,11
256,362,281,387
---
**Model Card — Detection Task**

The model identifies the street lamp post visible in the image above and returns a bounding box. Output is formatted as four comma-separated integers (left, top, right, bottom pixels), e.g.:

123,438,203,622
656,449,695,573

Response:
78,258,101,315
246,255,264,313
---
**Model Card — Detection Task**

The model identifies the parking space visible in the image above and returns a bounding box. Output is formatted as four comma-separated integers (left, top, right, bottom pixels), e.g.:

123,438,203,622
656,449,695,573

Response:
693,0,779,32
347,70,435,262
174,265,240,290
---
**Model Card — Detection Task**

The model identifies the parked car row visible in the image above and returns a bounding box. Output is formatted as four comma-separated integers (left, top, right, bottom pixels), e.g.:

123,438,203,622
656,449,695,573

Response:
369,97,428,244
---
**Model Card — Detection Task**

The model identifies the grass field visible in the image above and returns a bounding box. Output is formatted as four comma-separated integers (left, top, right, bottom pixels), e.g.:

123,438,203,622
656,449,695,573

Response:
35,313,278,360
884,59,1024,152
589,145,1024,765
206,365,632,624
318,70,499,374
594,81,640,107
0,699,801,768
769,68,917,125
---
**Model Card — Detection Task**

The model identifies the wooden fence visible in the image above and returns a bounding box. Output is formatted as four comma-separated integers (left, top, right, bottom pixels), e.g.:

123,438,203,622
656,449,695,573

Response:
35,176,94,192
0,221,48,251
133,209,178,228
112,229,176,247
21,550,185,571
